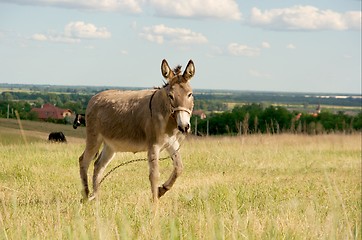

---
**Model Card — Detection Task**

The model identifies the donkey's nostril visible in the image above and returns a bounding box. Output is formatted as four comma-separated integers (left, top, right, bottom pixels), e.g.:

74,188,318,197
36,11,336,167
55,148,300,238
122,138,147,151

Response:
185,124,190,132
178,126,185,133
178,124,190,133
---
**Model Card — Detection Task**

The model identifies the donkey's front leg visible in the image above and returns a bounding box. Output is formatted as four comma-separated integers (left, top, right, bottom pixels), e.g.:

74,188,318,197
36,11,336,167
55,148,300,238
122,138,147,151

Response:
158,142,183,198
148,145,160,202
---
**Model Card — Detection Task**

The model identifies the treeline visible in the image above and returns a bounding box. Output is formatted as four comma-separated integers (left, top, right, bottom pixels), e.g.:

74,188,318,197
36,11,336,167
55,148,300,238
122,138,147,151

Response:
193,103,362,135
194,99,228,112
196,91,361,107
0,91,229,117
1,91,361,135
0,91,92,115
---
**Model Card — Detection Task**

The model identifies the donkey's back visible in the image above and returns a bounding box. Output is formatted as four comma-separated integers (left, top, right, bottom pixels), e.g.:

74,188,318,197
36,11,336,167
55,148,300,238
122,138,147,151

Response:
86,89,155,153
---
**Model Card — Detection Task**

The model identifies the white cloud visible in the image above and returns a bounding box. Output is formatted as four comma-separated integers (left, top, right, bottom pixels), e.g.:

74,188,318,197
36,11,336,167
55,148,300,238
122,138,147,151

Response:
64,21,111,39
1,0,142,13
286,43,296,49
149,0,241,20
120,50,129,55
31,33,80,43
31,21,110,44
31,33,47,41
249,69,271,78
140,24,208,45
343,11,362,30
261,41,271,48
227,43,260,57
3,0,244,19
250,5,361,31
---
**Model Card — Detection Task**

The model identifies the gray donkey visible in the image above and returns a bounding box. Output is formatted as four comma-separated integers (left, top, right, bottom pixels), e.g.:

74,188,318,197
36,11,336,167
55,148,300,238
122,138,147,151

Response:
79,59,195,202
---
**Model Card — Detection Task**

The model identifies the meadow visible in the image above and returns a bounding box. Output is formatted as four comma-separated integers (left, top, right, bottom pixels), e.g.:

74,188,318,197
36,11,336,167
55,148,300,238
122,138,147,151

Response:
0,119,361,239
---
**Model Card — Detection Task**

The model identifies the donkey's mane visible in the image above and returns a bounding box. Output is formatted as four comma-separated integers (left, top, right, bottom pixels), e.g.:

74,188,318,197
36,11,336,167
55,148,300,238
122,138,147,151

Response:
173,65,182,75
155,64,183,89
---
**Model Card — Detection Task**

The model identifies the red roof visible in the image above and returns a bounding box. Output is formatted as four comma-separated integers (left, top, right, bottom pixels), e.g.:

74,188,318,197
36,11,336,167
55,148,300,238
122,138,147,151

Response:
31,103,72,120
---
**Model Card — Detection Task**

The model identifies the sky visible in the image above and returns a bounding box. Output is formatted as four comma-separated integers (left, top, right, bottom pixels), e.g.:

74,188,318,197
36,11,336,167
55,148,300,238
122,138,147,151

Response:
0,0,361,94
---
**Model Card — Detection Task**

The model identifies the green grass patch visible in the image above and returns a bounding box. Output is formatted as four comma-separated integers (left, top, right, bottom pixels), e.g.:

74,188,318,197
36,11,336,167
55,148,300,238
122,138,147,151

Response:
0,132,360,239
0,131,43,145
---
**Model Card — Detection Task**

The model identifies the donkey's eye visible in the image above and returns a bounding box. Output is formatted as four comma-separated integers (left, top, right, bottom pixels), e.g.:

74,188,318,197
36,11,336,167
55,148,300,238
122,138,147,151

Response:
188,93,193,98
168,94,174,100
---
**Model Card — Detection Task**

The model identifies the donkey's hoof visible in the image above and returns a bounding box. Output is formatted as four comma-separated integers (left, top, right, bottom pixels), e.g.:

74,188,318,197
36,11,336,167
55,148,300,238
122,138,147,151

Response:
88,193,97,201
80,191,89,203
80,198,87,204
158,185,168,198
79,196,96,203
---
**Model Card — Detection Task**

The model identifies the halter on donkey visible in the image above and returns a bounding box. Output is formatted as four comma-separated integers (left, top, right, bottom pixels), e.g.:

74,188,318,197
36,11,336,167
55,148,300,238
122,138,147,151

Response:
79,59,195,202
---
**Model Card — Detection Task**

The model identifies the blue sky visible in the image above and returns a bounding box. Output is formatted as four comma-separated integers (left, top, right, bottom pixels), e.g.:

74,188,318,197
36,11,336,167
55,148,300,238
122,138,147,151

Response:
0,0,361,94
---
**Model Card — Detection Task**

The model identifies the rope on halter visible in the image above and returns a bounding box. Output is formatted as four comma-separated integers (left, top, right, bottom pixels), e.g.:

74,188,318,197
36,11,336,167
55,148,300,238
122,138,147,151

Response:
171,106,192,115
149,90,157,117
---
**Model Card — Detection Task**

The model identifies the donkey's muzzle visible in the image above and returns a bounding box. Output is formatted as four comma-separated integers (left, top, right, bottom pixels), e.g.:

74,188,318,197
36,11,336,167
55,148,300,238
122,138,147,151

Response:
174,108,192,134
178,123,190,134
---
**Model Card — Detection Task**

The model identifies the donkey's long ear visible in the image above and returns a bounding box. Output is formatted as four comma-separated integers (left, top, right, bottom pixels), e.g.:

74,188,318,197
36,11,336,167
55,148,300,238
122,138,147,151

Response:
161,59,174,81
183,60,195,81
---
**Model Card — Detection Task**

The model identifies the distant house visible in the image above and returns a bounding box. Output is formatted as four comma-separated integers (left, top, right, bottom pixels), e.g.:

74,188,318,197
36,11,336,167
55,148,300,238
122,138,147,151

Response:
193,110,207,119
31,103,72,120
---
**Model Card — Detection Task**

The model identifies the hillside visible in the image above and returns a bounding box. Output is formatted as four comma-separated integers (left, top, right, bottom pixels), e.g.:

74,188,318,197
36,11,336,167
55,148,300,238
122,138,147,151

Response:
0,118,86,143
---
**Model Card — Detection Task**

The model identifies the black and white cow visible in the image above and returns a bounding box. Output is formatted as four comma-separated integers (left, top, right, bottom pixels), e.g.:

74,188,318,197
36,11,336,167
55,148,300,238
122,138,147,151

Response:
73,114,86,129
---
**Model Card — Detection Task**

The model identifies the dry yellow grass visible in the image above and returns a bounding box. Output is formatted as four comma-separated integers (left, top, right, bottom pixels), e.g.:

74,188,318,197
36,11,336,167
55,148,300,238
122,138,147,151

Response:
0,119,361,239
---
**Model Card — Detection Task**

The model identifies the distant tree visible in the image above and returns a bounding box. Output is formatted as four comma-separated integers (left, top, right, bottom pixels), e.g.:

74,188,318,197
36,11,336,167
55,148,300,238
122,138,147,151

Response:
62,94,71,104
48,93,62,106
259,106,291,133
26,110,39,121
3,92,14,101
317,111,335,132
353,112,362,130
63,101,83,114
35,97,45,107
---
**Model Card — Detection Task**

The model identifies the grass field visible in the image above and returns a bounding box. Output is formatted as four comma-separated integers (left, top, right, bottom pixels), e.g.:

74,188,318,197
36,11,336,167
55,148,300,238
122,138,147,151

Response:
0,119,361,239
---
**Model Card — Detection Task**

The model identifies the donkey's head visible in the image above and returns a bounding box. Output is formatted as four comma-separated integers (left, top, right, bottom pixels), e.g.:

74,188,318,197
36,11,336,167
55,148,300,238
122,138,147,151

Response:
161,59,195,134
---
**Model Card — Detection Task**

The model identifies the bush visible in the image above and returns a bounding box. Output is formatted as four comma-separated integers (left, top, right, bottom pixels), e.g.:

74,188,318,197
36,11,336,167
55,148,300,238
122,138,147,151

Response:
195,104,361,135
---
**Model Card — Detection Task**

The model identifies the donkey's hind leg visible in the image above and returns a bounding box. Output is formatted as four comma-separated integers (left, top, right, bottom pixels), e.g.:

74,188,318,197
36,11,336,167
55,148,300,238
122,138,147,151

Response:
79,135,102,201
90,144,115,200
79,151,98,201
159,139,183,198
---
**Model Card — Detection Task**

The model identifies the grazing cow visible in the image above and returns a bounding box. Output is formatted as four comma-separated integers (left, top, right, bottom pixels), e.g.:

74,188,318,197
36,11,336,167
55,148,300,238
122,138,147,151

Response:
79,59,195,203
48,132,67,143
73,114,86,129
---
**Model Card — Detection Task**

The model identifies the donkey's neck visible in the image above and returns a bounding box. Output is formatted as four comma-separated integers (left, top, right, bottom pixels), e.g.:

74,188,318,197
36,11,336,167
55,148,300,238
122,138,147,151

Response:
150,87,172,119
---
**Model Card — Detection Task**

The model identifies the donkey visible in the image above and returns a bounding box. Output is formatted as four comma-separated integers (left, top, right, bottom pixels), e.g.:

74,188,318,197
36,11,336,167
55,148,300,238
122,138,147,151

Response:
79,59,195,202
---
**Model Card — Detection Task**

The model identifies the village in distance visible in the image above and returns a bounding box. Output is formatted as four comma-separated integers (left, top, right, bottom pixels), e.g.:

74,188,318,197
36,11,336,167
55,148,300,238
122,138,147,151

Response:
0,83,361,135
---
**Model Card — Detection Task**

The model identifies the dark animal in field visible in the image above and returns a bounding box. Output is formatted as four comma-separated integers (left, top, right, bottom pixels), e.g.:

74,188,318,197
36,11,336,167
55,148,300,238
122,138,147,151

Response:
48,132,67,143
73,114,86,129
79,59,195,203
